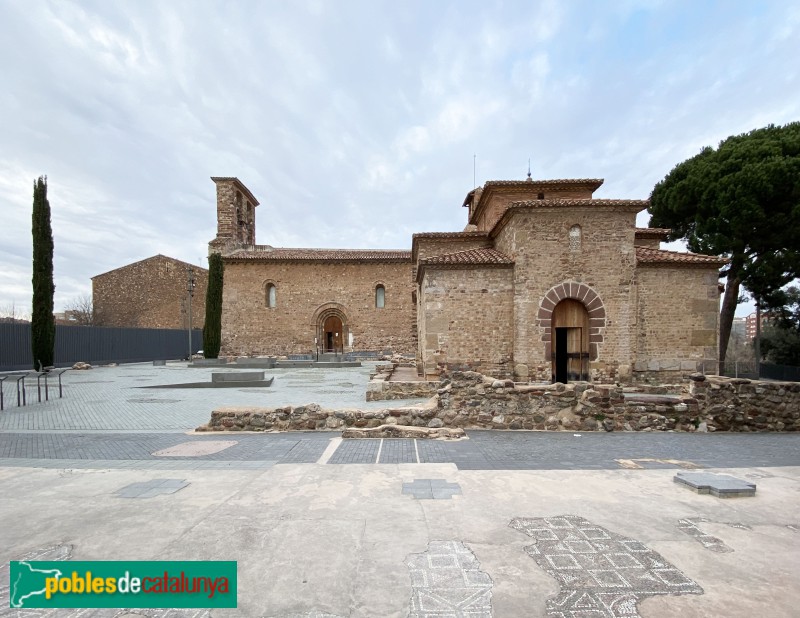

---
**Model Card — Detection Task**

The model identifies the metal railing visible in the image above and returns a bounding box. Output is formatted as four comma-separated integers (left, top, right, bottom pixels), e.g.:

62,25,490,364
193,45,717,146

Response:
1,368,69,408
719,361,759,379
760,362,800,382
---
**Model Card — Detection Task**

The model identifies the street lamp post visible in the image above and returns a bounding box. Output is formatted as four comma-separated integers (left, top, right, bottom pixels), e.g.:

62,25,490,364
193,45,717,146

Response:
187,266,196,361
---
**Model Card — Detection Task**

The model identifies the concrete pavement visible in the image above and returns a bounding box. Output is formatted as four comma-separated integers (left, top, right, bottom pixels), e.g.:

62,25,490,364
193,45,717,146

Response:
2,362,800,616
1,462,798,616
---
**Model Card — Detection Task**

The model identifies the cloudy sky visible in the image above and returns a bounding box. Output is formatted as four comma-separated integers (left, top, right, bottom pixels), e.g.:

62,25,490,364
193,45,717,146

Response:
1,0,798,317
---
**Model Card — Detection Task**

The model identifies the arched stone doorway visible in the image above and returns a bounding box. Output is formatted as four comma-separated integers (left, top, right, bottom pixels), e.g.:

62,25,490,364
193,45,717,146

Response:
537,282,606,383
551,299,590,382
313,303,349,354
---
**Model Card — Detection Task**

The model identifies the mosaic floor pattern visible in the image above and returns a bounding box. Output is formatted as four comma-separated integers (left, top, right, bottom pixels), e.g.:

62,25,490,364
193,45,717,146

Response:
509,515,703,618
406,541,493,617
676,517,754,553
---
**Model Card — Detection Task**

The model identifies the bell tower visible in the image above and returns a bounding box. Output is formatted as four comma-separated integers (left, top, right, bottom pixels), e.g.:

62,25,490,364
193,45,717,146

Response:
209,177,259,253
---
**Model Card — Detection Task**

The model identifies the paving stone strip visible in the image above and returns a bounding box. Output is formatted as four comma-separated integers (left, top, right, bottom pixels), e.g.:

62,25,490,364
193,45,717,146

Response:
151,441,238,457
406,541,493,617
402,479,462,500
509,515,703,617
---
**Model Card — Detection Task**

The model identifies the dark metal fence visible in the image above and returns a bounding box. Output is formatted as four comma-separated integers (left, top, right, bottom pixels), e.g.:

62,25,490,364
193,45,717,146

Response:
760,362,800,382
0,323,202,372
719,361,759,379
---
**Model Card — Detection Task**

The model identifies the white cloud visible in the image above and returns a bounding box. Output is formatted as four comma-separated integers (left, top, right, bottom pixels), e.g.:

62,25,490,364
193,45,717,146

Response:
0,0,797,319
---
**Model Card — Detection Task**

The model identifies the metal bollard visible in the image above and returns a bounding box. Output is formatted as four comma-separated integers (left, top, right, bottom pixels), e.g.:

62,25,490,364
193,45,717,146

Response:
0,376,6,411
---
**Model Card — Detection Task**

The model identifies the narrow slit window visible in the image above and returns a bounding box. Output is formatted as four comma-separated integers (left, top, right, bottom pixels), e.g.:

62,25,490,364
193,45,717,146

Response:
266,283,277,308
569,225,582,251
375,285,385,308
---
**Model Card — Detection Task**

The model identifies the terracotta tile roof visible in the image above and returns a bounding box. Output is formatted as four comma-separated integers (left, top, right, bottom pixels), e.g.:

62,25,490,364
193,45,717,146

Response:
635,246,728,266
224,246,412,263
509,198,648,210
412,231,489,239
484,178,604,189
635,227,672,238
463,178,605,207
420,248,513,266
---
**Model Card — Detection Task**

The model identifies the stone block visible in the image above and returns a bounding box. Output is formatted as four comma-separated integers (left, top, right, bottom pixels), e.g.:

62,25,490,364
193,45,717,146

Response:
211,371,265,383
674,472,756,497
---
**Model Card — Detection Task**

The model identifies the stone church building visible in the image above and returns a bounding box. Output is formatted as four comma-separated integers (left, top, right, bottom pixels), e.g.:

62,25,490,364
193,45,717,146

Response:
211,175,725,383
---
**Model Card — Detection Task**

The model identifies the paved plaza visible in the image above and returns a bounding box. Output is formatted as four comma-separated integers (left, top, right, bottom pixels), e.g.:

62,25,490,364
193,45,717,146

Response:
1,362,799,616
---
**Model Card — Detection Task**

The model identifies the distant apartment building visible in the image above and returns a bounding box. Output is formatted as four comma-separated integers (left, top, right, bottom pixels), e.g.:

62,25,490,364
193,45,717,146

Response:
745,312,772,340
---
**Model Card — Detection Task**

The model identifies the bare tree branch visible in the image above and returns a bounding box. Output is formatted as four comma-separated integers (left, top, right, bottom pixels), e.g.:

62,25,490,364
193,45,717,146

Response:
63,293,95,326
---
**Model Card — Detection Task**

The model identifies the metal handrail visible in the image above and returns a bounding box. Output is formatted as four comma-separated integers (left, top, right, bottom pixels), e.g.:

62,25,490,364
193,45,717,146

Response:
36,372,44,402
16,374,27,407
0,376,6,411
53,369,68,398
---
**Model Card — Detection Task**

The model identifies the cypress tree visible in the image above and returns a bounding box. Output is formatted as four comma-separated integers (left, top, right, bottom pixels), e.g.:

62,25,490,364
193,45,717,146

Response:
31,176,55,369
203,252,224,358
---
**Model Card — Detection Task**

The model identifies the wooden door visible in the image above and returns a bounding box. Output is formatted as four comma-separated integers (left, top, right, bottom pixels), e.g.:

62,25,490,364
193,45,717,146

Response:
323,316,343,352
551,299,590,382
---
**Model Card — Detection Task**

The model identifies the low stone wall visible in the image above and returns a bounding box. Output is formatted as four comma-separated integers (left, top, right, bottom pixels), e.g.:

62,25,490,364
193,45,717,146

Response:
199,371,800,433
366,381,440,401
689,374,800,431
435,371,798,432
199,402,440,432
436,372,700,432
366,363,440,401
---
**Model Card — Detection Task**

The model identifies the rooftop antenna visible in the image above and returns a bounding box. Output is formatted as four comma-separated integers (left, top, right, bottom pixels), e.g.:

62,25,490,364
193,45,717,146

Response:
527,158,532,180
473,154,476,188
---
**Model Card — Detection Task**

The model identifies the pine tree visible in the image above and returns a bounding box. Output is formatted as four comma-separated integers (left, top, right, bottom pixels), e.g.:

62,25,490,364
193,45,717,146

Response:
203,252,224,358
650,122,800,370
31,176,55,369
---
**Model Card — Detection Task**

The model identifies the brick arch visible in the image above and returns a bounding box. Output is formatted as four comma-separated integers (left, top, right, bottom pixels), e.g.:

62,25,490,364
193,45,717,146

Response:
537,282,606,360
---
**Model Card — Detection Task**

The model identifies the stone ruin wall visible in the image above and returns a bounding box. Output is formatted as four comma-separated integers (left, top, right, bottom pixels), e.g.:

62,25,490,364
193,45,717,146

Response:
202,371,800,433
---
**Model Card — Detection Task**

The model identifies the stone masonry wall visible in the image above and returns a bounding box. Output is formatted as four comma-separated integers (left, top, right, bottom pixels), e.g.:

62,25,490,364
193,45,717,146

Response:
689,374,800,431
202,372,799,433
93,255,207,329
492,207,639,380
634,265,720,379
412,235,490,280
419,266,515,378
475,187,594,232
209,178,256,253
221,260,414,356
366,363,440,401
